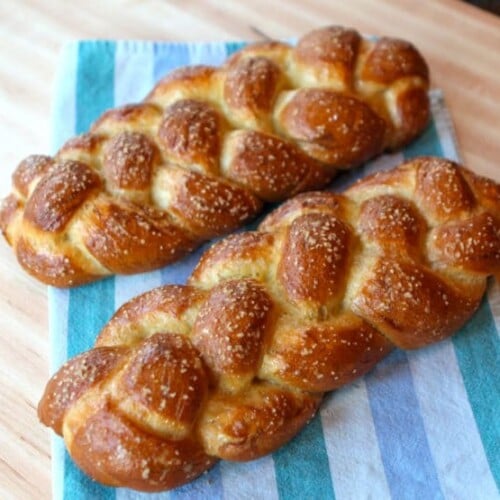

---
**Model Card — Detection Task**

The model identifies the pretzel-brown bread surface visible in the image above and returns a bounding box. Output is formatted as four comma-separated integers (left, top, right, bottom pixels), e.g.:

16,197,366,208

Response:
38,157,500,491
0,26,430,286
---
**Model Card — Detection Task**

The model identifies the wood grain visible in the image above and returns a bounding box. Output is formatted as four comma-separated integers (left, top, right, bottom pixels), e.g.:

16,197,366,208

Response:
0,0,499,498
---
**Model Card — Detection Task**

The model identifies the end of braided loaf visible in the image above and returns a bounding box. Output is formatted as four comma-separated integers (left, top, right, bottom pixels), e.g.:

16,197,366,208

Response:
1,26,430,287
38,157,499,491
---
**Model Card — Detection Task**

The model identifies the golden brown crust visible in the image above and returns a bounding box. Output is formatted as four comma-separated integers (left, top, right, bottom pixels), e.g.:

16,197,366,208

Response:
358,195,427,258
429,212,500,274
224,56,284,116
260,314,393,391
165,169,262,239
351,258,483,349
259,191,350,232
222,130,332,202
198,384,321,461
0,194,20,244
361,37,429,84
115,333,209,435
189,231,275,285
392,85,430,148
145,65,217,103
415,157,476,222
92,103,162,132
15,237,100,287
103,131,159,191
39,157,500,492
12,154,55,198
97,284,207,347
158,99,224,175
278,213,352,311
461,168,500,214
276,89,386,166
81,200,197,274
68,402,216,491
293,26,362,88
192,279,273,391
1,26,431,286
37,346,127,434
24,160,101,232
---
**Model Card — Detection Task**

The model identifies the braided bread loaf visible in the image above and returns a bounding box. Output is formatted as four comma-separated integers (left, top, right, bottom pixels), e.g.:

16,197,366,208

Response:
0,26,430,287
38,157,500,492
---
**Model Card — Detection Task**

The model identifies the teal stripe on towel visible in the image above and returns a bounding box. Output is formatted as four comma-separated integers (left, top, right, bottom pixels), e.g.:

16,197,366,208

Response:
224,40,248,56
75,41,116,134
403,116,444,159
273,414,335,500
64,41,117,500
67,278,116,357
453,296,500,490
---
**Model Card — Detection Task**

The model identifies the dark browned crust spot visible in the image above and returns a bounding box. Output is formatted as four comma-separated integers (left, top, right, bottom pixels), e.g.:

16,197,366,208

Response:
262,314,392,392
278,213,352,308
362,37,429,84
69,402,216,492
92,103,162,131
37,346,127,434
0,194,20,243
169,170,262,239
15,237,100,287
279,89,386,166
24,160,101,232
103,131,159,190
225,41,290,66
158,99,223,173
352,258,483,349
224,57,283,114
117,333,208,431
12,155,54,198
192,279,272,380
82,200,197,274
225,131,330,202
294,26,361,86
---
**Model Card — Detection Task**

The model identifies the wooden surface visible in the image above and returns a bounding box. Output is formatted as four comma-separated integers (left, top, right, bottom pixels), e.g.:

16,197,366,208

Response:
0,1,499,498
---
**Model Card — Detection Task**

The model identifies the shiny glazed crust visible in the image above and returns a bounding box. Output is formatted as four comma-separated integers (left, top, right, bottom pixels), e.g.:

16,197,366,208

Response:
38,157,500,491
0,26,430,286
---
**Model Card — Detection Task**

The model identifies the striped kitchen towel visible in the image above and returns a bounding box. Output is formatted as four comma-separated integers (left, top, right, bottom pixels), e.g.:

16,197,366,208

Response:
47,39,500,500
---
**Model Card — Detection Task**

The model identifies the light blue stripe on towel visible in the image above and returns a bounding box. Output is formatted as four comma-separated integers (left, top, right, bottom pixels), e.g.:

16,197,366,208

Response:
170,463,223,500
365,349,445,500
152,42,190,83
